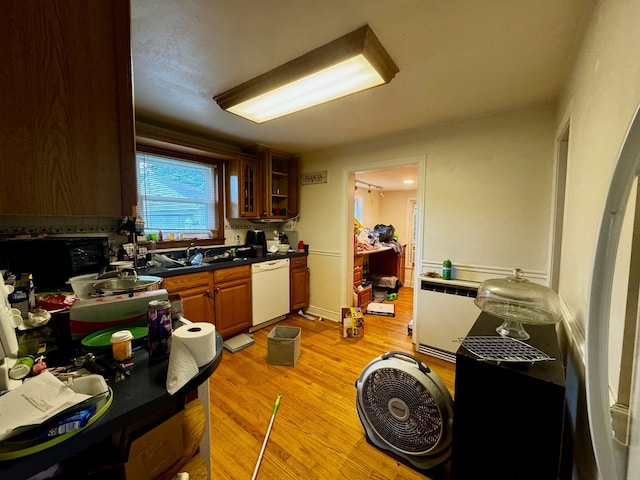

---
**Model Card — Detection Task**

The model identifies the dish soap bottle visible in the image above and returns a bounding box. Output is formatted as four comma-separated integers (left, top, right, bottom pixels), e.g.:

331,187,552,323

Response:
442,259,452,280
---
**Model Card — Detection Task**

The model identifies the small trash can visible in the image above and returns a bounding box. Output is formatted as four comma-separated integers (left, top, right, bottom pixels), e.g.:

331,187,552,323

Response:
267,326,301,366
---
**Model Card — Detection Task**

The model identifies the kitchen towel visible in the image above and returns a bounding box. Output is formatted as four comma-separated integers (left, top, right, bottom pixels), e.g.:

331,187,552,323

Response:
166,322,216,395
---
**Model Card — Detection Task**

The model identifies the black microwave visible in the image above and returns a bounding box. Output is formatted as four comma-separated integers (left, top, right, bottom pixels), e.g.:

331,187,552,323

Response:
0,237,109,290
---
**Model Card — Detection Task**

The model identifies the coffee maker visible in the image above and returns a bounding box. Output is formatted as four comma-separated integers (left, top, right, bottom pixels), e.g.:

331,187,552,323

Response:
246,230,267,257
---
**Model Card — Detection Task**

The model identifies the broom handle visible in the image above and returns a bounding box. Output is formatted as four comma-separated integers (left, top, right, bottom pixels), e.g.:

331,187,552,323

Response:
251,393,282,480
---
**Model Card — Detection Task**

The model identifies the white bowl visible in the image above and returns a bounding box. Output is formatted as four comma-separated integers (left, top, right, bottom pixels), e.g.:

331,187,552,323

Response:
278,244,290,253
67,273,100,299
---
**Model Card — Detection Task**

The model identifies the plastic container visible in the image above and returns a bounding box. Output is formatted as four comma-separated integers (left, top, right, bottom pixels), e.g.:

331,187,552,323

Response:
68,273,100,299
110,330,133,361
9,355,34,380
442,260,452,280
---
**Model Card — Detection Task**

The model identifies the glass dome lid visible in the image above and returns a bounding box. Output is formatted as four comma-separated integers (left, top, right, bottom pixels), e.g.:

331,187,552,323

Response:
474,268,562,340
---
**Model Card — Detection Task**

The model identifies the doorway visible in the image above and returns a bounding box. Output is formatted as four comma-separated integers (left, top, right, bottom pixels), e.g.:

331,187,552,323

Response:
349,156,425,330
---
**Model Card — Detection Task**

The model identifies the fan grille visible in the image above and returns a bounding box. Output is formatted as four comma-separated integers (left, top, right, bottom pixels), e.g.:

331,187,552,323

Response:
361,367,443,453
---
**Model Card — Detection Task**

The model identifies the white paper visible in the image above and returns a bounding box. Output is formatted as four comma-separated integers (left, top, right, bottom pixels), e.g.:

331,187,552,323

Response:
0,370,92,441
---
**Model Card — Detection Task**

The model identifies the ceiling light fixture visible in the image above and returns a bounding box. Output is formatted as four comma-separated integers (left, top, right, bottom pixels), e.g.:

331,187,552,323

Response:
213,25,398,123
403,179,415,185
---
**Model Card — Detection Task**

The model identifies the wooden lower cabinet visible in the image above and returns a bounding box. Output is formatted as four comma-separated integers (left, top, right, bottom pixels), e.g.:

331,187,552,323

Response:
213,265,252,339
162,271,214,324
290,256,309,311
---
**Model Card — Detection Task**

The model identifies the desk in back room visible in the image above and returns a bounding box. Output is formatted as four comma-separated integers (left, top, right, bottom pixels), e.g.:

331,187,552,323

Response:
357,244,406,285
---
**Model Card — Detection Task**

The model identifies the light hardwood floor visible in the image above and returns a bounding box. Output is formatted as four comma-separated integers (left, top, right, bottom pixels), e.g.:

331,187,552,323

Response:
202,286,455,480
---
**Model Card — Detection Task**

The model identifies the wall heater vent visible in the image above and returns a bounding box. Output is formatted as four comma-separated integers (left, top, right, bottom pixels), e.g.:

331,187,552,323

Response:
416,277,480,363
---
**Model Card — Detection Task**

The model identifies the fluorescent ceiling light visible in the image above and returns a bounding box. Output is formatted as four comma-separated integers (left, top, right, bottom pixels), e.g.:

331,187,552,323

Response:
213,25,398,123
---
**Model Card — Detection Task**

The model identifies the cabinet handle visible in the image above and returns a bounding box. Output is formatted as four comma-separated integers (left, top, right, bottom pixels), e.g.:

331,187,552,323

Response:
206,290,214,298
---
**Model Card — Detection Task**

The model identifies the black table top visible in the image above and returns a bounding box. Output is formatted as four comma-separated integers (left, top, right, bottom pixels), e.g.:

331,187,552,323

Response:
0,332,223,479
456,312,565,387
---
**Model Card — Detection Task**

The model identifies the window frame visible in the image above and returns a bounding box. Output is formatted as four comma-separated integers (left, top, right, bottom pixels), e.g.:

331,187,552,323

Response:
136,142,225,248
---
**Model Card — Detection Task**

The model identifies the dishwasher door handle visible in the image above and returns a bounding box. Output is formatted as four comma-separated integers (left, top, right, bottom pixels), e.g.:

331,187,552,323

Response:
253,260,289,272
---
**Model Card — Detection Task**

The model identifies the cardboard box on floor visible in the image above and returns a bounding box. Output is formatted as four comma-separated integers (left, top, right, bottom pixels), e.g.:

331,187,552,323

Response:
342,307,364,338
267,326,301,366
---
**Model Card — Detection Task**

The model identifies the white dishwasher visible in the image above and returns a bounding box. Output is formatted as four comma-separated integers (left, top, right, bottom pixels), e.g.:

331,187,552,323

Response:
251,258,290,328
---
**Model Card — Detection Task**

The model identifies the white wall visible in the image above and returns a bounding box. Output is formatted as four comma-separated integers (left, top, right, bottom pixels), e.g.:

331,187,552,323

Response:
297,102,556,320
356,188,381,230
554,0,640,478
379,190,415,246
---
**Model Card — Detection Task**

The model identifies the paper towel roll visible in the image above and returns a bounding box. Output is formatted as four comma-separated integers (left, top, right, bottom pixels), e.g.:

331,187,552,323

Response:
173,322,217,367
166,322,216,395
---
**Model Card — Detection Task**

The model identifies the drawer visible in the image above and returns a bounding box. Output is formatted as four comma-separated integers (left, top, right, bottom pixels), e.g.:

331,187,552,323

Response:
162,271,211,291
354,255,364,268
290,256,307,269
356,285,372,308
214,265,251,283
354,266,363,284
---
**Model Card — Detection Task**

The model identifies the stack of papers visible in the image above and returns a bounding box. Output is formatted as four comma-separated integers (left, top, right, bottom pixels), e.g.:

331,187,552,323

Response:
0,372,92,441
366,302,395,317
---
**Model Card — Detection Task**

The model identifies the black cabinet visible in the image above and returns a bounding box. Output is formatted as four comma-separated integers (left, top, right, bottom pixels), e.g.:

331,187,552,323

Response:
451,312,566,480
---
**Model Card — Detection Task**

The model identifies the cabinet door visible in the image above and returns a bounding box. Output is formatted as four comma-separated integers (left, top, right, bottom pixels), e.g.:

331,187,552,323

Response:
290,266,309,311
214,277,252,339
242,145,298,219
163,272,214,324
226,155,261,218
1,1,136,216
177,285,214,324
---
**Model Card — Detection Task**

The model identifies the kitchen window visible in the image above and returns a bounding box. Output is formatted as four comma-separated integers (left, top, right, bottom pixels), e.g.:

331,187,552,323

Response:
136,144,224,243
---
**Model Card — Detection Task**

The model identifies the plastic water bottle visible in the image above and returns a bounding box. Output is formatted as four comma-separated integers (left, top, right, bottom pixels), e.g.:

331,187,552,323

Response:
442,259,452,280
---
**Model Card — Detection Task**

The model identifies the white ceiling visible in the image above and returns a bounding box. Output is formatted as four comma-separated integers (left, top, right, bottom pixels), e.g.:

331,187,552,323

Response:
131,0,593,189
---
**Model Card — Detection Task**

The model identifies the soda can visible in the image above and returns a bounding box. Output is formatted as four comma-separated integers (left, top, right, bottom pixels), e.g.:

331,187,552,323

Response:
148,299,172,361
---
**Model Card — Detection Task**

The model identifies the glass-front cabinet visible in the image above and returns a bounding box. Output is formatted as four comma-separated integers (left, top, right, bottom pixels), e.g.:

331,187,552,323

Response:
225,154,261,218
242,144,299,220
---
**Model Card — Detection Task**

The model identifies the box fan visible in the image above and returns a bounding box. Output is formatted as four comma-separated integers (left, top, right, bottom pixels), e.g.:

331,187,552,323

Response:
355,351,454,471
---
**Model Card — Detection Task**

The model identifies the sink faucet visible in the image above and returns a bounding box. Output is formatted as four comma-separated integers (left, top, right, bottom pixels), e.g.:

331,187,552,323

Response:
186,242,195,263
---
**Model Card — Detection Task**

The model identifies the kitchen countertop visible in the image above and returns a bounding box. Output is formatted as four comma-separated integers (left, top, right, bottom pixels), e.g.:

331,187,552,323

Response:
142,251,307,278
0,333,223,479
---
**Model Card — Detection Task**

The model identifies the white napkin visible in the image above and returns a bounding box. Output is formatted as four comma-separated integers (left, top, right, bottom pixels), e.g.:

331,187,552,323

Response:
165,339,198,395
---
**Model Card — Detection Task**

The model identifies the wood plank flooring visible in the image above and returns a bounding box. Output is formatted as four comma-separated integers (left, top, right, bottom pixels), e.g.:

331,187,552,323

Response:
204,286,456,480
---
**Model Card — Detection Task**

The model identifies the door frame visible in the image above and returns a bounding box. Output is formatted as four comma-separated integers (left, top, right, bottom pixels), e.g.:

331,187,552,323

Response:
342,155,427,326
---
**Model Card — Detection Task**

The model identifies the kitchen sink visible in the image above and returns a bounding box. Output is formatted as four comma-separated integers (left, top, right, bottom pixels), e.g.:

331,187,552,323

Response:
204,256,234,264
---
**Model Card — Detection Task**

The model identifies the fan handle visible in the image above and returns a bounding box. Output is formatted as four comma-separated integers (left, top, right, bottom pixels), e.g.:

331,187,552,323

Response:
381,351,431,374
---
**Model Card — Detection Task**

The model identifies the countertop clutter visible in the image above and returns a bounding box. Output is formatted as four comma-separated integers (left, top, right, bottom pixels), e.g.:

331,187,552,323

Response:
143,249,308,279
0,265,224,478
0,339,223,479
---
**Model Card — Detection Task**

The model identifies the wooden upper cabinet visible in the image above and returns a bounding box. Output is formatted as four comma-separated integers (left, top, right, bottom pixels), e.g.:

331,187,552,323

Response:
225,155,261,218
241,144,299,220
0,1,136,216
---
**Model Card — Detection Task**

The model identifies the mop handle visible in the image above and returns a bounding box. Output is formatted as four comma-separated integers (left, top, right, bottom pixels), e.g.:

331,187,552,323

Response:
251,393,283,480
